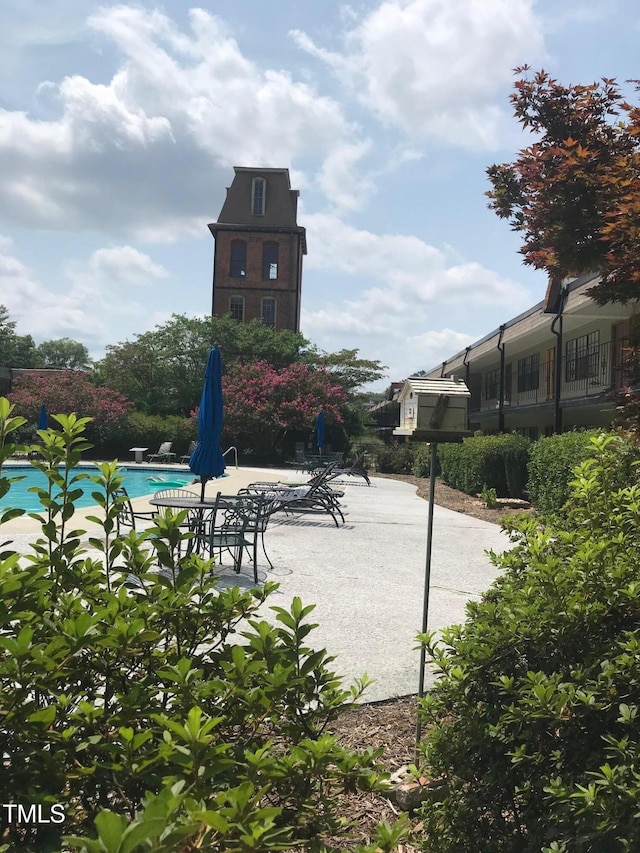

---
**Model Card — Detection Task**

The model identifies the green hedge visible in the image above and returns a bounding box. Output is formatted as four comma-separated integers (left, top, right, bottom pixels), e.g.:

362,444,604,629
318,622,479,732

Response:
436,433,530,497
373,441,416,473
412,443,434,478
101,411,197,461
527,429,640,517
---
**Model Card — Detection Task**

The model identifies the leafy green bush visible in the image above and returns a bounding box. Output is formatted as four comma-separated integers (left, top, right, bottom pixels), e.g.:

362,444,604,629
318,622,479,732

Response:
347,435,385,465
480,484,497,508
413,443,435,478
374,441,416,473
526,429,640,516
437,433,530,497
417,433,640,852
104,410,197,460
502,444,530,499
0,400,405,853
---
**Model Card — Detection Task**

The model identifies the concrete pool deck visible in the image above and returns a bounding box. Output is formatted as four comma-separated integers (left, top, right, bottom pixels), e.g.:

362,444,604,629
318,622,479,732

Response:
3,466,510,702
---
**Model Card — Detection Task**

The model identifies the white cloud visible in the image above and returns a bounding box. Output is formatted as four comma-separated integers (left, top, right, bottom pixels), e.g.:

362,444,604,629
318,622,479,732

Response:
407,328,477,363
0,237,170,352
305,213,529,308
1,0,93,48
0,6,366,237
542,3,611,34
292,0,546,148
0,236,105,344
88,246,168,283
316,139,375,213
301,214,531,382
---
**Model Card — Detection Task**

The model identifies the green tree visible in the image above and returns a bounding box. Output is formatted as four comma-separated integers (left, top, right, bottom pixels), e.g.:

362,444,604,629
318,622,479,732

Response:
35,337,91,369
300,349,387,447
0,304,37,367
486,69,640,304
303,347,387,395
97,314,308,415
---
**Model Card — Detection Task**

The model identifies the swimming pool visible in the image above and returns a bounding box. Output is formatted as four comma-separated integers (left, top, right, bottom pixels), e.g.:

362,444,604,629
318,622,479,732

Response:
0,465,202,513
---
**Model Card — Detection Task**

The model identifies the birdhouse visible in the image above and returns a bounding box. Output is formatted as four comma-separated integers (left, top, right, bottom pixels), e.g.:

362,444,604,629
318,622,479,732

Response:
393,376,472,442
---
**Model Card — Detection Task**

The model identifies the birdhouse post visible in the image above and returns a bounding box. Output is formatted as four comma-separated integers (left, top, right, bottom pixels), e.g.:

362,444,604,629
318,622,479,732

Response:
393,376,473,748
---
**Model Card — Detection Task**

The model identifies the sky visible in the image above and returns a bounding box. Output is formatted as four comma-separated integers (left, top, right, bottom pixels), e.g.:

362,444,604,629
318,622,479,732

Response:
1,0,639,390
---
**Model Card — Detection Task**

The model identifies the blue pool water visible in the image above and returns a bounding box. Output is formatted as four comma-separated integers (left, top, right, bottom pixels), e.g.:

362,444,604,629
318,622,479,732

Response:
0,465,207,513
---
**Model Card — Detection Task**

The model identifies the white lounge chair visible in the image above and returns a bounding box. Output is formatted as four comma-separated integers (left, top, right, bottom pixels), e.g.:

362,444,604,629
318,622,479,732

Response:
147,442,176,463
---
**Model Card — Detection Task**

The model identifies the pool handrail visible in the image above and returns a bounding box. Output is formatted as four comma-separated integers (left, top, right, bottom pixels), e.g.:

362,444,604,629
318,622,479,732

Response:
223,446,239,469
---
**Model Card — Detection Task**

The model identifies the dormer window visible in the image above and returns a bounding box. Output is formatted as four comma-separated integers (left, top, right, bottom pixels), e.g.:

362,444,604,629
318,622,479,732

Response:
252,177,265,216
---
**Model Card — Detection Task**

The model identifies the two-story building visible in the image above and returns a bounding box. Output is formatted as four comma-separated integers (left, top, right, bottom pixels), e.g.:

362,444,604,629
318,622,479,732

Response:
417,273,638,438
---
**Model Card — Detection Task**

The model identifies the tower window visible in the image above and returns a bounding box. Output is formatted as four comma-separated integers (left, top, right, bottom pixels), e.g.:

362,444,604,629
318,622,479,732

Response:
252,177,265,216
229,240,246,277
261,297,276,327
229,296,244,322
262,242,279,280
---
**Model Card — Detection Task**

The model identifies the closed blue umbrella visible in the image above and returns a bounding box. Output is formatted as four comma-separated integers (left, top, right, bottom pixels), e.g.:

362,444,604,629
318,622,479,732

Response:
316,409,325,456
189,348,226,500
37,405,48,431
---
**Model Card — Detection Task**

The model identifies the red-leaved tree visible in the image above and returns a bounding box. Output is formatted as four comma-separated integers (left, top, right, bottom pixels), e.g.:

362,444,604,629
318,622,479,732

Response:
486,69,640,303
9,371,134,450
194,360,346,458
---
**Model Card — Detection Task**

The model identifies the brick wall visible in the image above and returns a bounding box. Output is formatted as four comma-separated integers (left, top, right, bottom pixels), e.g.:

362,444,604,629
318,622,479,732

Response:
212,231,303,332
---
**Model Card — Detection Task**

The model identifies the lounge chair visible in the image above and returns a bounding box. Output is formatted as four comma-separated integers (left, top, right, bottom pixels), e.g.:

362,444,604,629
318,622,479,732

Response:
329,453,370,486
179,441,197,464
287,448,319,474
244,462,344,499
244,464,345,527
147,442,176,463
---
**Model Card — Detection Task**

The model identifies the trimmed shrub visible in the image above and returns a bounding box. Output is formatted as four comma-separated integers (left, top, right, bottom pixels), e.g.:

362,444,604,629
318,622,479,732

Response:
413,443,434,478
437,433,530,497
124,411,197,458
502,444,530,499
0,400,404,853
373,441,416,473
525,429,639,516
417,434,640,852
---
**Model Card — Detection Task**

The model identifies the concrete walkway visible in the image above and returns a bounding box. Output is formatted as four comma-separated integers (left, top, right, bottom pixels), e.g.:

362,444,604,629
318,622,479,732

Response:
3,468,510,702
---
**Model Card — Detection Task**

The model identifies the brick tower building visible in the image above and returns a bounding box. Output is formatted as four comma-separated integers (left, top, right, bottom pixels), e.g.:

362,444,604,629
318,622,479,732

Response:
209,167,307,333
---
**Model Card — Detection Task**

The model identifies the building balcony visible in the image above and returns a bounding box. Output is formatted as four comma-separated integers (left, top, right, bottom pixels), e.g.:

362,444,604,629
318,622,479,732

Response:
471,338,628,414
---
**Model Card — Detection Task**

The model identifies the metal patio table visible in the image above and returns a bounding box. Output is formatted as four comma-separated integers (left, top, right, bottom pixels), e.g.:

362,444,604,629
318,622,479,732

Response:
149,494,256,573
149,495,217,557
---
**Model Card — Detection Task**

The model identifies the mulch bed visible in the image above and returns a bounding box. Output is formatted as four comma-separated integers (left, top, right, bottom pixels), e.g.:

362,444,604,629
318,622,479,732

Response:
288,696,422,852
374,472,535,524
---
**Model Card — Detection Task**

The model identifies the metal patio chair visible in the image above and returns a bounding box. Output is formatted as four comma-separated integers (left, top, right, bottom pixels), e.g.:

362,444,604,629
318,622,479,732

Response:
114,486,157,534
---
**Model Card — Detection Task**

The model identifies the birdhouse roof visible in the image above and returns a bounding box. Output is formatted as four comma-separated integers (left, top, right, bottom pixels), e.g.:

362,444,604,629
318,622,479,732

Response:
400,376,471,399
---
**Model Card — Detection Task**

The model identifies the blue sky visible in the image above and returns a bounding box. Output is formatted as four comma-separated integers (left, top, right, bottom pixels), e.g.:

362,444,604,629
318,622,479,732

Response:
1,0,638,389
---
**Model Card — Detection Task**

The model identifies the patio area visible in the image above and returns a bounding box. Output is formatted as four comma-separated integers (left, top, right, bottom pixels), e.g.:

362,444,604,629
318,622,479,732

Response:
3,467,510,702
